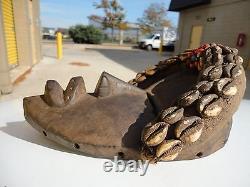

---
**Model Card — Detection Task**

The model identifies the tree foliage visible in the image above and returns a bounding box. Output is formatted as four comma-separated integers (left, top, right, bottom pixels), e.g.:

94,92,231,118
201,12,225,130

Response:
137,3,171,33
69,25,103,44
89,0,125,30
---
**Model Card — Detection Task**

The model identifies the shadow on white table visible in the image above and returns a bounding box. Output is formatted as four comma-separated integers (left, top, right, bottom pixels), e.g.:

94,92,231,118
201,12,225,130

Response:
0,121,82,155
0,99,250,187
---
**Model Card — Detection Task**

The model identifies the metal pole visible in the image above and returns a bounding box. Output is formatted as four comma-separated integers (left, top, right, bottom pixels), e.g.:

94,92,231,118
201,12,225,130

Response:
119,29,124,45
158,35,163,55
159,27,166,56
56,32,63,59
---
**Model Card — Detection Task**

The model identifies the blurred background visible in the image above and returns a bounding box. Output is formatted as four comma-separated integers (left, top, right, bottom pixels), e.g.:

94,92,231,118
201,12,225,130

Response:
0,0,249,99
0,1,250,186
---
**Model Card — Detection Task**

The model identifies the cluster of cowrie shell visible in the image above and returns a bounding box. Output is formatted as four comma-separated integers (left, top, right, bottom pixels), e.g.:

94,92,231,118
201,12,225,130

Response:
128,58,179,86
140,43,244,162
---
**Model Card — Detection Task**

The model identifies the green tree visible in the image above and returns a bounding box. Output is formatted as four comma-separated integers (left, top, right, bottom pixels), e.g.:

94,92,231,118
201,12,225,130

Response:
89,0,125,42
69,25,103,44
137,3,171,33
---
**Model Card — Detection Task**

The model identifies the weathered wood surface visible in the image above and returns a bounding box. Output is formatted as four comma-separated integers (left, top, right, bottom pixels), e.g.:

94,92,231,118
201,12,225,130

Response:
24,43,246,162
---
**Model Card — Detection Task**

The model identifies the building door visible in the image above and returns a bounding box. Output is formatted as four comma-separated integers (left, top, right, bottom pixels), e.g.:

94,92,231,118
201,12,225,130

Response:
1,0,18,66
189,25,203,49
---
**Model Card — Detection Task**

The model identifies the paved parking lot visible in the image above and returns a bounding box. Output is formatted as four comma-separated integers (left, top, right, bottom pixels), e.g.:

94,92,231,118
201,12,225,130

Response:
43,41,172,72
0,43,170,101
2,42,249,102
90,48,171,72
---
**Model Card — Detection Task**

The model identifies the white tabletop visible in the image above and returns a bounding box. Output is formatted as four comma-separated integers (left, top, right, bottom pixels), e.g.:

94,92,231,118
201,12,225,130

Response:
0,98,250,187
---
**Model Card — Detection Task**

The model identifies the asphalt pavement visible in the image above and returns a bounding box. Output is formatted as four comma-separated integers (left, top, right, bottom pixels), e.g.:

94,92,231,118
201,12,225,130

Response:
90,48,171,72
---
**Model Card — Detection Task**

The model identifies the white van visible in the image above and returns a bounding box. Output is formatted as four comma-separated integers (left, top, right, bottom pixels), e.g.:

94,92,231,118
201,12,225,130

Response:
138,27,176,51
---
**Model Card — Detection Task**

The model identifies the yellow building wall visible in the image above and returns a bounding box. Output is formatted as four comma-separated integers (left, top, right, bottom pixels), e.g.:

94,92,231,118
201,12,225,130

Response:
13,0,41,67
1,0,18,66
0,0,41,94
12,0,32,67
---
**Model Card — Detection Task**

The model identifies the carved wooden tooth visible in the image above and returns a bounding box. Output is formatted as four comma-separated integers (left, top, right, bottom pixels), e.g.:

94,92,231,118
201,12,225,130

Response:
142,122,169,146
197,94,219,114
231,65,243,78
178,121,204,143
194,80,214,94
174,116,202,140
96,76,110,97
179,90,200,107
64,77,86,104
156,140,183,161
161,106,184,124
223,63,235,78
44,80,65,107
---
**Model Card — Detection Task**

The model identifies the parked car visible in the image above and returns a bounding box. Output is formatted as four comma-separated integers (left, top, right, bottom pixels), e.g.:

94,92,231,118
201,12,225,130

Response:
138,34,161,51
43,34,56,40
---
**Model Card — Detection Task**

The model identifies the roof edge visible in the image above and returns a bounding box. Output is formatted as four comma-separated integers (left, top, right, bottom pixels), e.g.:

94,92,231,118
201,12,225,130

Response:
168,0,211,11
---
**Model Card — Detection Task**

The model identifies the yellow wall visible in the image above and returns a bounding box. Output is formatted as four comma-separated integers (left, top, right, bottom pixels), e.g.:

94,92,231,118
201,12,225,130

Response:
0,0,41,94
1,0,18,66
13,0,41,66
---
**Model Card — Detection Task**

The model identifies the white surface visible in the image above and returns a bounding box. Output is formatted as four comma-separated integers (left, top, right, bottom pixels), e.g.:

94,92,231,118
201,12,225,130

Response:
0,98,250,187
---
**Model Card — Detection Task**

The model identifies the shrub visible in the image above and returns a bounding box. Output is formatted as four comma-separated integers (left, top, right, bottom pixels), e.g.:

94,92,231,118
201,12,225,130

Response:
69,25,103,44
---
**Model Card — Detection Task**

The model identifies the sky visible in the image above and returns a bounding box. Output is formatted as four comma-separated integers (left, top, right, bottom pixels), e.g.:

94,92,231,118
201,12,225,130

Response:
40,0,179,28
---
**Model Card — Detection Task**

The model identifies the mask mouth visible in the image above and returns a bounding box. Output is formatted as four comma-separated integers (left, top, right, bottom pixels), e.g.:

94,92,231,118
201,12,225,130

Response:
23,43,246,162
23,72,156,160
